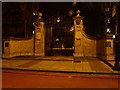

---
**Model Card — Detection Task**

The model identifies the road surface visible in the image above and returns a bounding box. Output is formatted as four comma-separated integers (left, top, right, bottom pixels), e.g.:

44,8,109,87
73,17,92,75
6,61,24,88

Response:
2,69,120,88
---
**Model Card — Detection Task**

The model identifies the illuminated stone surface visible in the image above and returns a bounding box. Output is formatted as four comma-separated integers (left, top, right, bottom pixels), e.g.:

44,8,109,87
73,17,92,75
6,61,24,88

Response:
34,13,45,56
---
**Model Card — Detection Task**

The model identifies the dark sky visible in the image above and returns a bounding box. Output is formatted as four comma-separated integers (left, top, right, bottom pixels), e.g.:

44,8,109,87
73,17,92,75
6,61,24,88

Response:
2,2,108,37
38,2,105,19
34,2,105,37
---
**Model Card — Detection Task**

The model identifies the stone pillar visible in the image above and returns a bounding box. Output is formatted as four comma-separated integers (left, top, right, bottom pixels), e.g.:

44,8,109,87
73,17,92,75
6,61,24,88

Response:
34,13,45,56
73,10,84,57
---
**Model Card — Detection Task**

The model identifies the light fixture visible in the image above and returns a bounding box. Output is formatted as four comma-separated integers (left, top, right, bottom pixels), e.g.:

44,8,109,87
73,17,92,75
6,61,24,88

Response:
32,31,35,34
72,46,74,49
56,38,59,41
113,35,115,39
107,28,110,33
57,17,60,23
33,22,35,26
33,12,36,16
33,12,37,16
70,26,74,32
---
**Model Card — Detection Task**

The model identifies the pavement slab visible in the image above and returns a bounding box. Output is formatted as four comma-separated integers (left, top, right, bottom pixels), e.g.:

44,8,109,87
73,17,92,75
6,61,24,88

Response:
28,61,56,70
1,57,120,74
2,60,30,68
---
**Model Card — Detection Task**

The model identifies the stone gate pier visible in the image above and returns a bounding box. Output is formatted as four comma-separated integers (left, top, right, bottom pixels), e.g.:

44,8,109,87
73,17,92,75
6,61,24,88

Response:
73,10,96,58
34,12,45,56
73,10,84,57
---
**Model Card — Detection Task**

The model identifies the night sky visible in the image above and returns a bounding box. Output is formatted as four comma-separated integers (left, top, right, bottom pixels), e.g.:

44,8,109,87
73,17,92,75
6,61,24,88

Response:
2,2,107,38
35,2,106,37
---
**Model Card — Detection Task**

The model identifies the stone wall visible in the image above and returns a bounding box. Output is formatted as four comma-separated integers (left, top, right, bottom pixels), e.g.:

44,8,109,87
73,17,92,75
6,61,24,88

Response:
96,38,114,60
96,39,106,60
106,39,114,60
3,36,34,58
82,31,96,57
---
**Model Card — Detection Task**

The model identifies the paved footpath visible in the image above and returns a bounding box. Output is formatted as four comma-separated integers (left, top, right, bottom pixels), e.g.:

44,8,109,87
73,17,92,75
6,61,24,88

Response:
1,56,120,74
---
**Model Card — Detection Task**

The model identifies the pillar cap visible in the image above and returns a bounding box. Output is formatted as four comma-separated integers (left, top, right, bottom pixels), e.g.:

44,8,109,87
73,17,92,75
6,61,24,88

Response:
76,10,80,16
73,10,84,20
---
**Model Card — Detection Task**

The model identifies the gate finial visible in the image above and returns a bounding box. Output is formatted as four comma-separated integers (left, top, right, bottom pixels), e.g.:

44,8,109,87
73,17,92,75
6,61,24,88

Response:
76,10,80,16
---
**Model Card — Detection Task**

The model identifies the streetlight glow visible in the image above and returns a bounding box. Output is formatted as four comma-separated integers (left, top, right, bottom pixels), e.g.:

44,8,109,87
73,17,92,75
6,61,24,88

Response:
107,28,110,33
33,22,35,26
33,12,36,16
32,30,35,34
57,17,60,23
33,12,37,16
56,38,59,41
113,35,115,39
70,26,74,32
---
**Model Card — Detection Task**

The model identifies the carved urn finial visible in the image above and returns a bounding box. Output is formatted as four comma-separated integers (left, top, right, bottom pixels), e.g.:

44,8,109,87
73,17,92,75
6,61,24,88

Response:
76,10,80,16
35,12,43,26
